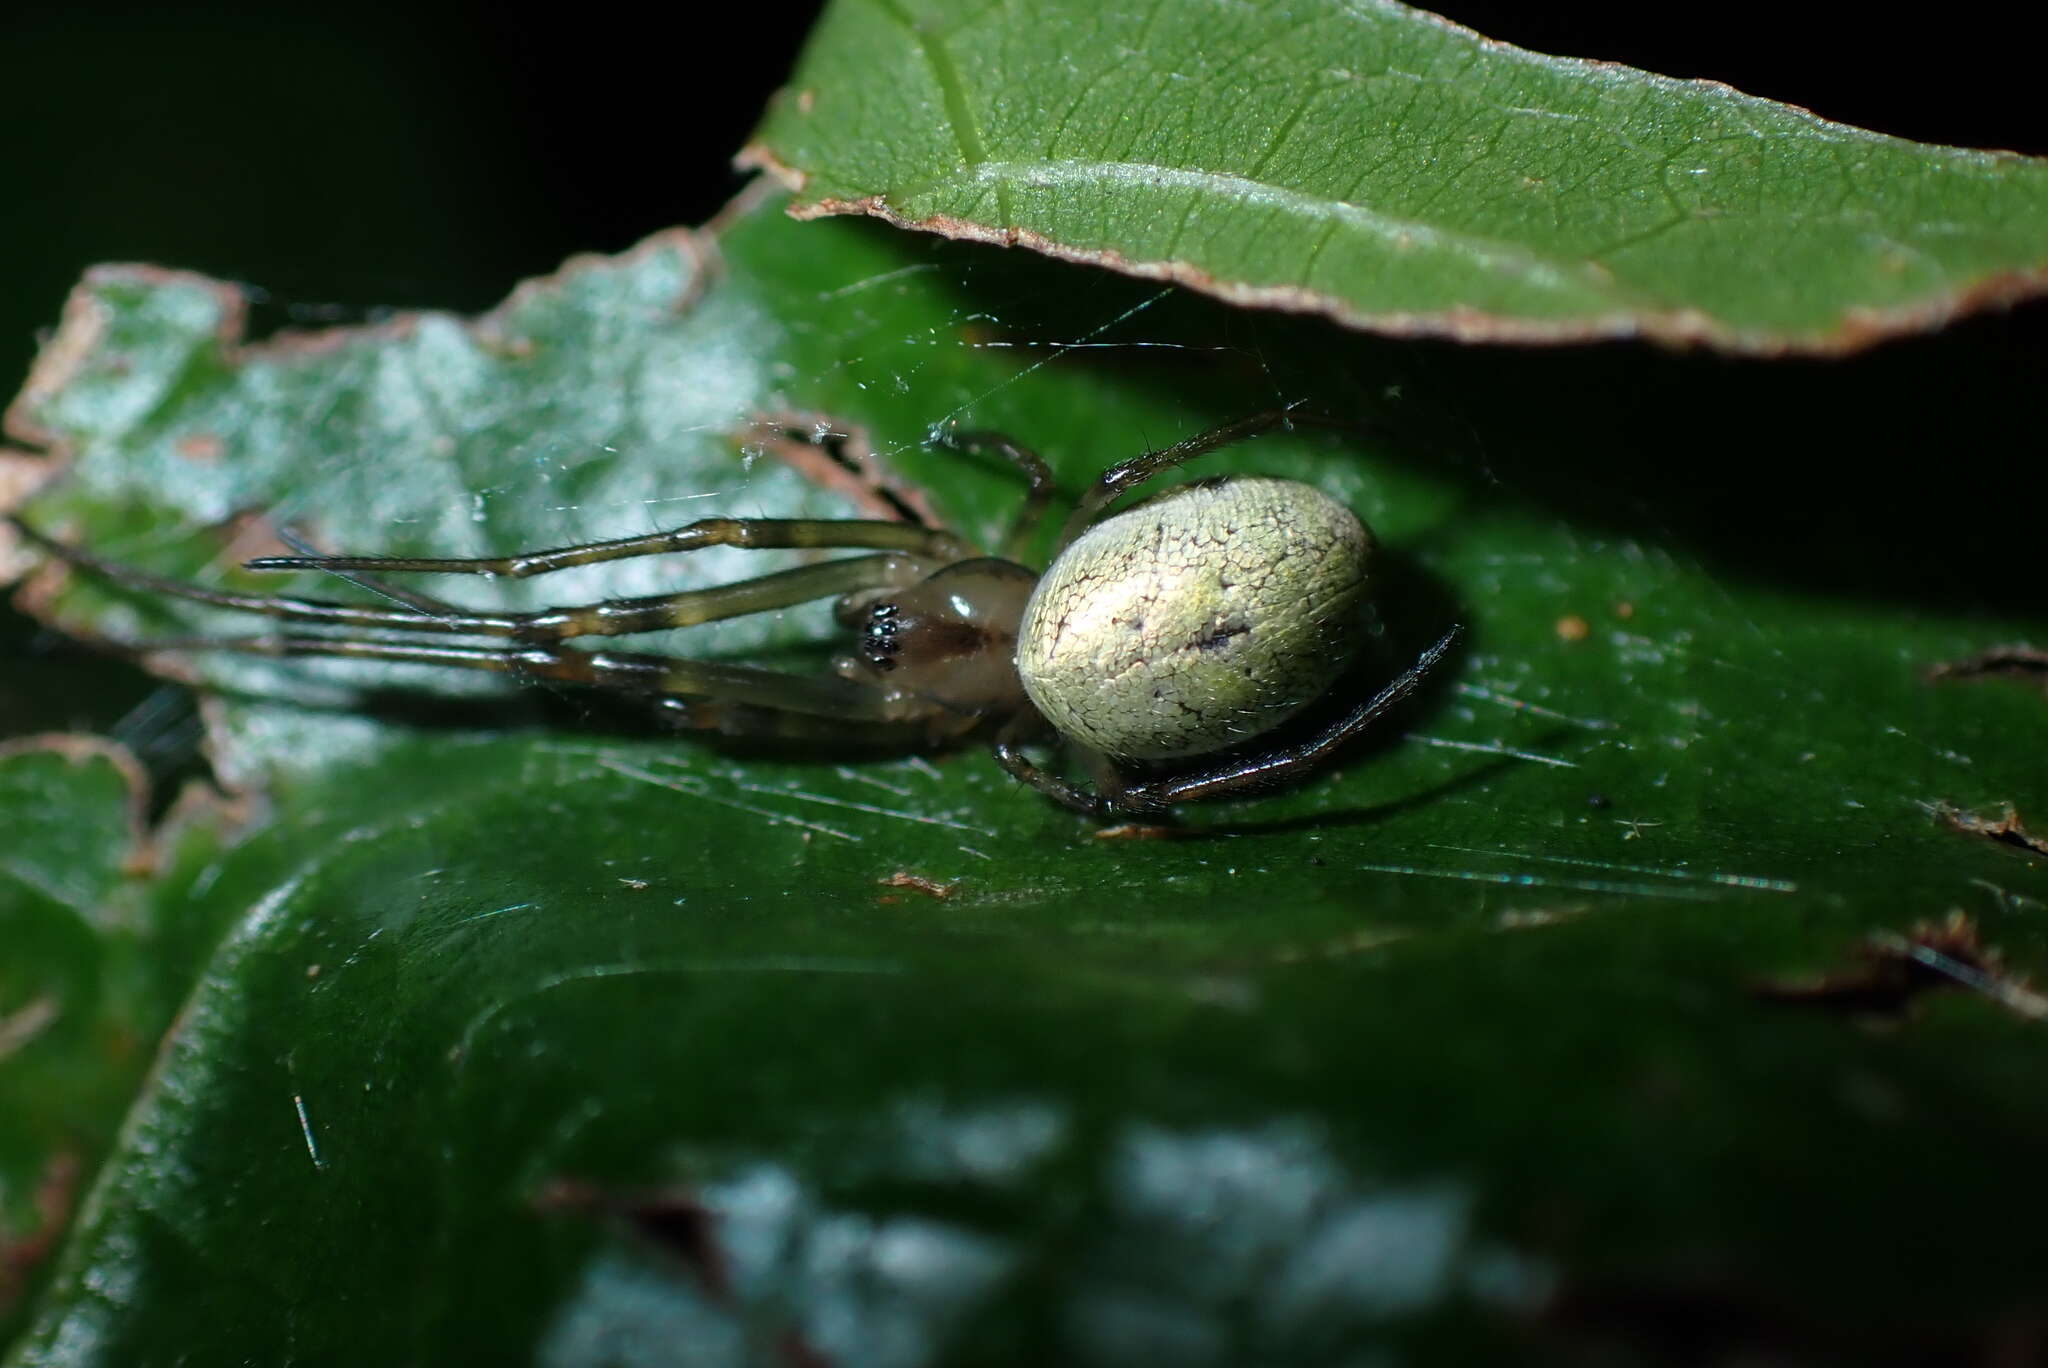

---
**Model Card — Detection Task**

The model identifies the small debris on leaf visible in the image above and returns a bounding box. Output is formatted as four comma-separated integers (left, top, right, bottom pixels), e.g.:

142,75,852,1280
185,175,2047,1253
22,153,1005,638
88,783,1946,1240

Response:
1931,802,2048,860
1754,910,2048,1022
1093,821,1178,841
1925,644,2048,694
877,871,955,899
1555,614,1591,642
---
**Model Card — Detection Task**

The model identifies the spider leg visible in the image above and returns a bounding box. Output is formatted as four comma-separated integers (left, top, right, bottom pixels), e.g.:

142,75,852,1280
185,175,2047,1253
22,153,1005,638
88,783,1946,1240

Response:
154,633,921,723
932,429,1057,561
990,713,1119,818
242,517,972,579
1053,408,1324,553
994,626,1460,819
275,523,465,617
1119,624,1463,809
12,519,931,642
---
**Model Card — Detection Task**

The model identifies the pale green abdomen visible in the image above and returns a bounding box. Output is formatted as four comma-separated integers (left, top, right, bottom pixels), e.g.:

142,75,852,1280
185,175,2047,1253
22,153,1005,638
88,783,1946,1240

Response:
1016,477,1372,760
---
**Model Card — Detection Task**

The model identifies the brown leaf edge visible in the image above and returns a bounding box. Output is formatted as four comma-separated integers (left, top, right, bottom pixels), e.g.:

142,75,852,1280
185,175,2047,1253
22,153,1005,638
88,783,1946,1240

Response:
735,5,2048,357
1931,802,2048,860
1754,909,2048,1022
740,170,2048,359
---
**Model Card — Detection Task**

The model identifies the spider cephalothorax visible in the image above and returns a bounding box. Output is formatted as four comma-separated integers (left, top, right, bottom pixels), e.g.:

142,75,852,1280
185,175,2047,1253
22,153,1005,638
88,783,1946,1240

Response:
839,557,1037,726
13,412,1458,817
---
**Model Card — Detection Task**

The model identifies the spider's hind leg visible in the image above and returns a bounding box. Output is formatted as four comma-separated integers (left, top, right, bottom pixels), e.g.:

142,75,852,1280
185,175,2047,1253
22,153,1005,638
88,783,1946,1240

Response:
989,715,1171,820
993,625,1463,820
1118,624,1463,810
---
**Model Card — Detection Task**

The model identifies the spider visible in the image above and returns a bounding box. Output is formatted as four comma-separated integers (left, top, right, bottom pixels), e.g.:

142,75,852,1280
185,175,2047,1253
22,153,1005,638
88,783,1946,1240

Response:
11,411,1459,818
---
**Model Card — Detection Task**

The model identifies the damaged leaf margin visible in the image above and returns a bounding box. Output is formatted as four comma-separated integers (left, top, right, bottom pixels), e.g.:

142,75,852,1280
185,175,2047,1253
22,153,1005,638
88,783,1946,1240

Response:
1931,802,2048,861
1755,910,2048,1022
2,228,715,494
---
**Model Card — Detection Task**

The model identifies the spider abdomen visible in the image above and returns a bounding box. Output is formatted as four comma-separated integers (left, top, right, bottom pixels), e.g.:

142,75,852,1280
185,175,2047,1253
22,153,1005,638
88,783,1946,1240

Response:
1016,476,1373,761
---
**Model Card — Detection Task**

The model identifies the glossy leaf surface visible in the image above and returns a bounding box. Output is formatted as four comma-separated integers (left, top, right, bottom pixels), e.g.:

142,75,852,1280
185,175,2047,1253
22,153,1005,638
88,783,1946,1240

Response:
5,188,2048,1363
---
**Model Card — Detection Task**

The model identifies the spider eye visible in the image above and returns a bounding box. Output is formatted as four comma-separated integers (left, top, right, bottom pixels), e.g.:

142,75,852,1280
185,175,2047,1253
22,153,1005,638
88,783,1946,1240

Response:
862,602,901,671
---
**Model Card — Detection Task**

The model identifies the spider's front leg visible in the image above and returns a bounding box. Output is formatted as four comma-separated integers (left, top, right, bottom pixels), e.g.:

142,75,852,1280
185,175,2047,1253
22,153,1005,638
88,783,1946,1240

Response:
243,515,971,578
9,515,958,646
9,513,984,738
929,428,1058,562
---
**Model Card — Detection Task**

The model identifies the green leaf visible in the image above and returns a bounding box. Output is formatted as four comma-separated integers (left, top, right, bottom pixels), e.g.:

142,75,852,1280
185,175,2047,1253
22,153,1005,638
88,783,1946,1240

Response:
6,184,2048,1362
744,0,2048,354
0,737,223,1345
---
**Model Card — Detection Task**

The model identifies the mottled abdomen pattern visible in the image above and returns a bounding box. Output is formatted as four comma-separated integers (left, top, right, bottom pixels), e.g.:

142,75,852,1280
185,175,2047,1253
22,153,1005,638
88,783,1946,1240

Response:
1016,477,1372,760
